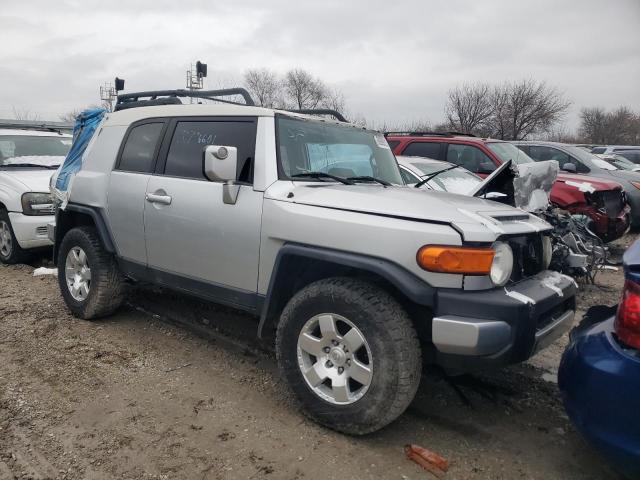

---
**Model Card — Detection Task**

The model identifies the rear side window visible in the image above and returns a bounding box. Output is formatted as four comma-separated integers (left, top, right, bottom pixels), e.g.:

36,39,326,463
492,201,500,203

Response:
401,141,442,159
386,139,400,151
164,120,256,181
445,144,494,173
591,147,606,154
118,123,164,173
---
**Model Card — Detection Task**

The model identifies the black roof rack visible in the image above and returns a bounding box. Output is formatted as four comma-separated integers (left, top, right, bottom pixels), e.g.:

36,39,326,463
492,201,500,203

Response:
384,131,476,138
0,119,73,134
114,88,256,111
285,109,348,123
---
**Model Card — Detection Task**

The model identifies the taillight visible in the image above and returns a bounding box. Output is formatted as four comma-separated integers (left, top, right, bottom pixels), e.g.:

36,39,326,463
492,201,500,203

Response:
615,279,640,349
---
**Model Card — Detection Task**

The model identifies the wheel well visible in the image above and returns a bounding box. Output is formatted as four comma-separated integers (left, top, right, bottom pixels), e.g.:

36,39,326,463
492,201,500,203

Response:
258,253,433,348
53,210,96,261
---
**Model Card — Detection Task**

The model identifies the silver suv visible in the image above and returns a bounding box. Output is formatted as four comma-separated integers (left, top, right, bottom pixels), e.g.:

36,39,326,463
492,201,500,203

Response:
52,89,577,434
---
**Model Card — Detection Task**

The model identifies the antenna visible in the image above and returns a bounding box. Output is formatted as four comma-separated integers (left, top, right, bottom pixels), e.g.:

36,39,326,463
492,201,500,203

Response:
99,78,124,112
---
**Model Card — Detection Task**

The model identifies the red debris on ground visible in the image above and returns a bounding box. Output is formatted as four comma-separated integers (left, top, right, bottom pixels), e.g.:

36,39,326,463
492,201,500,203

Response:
405,444,449,478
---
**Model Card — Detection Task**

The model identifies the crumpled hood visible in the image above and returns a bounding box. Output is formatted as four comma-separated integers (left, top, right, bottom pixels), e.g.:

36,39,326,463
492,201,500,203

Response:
267,182,552,241
0,169,55,192
556,172,624,191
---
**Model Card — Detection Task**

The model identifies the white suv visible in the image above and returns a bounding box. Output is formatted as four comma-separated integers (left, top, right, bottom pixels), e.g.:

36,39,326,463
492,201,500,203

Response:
0,125,71,263
51,89,577,434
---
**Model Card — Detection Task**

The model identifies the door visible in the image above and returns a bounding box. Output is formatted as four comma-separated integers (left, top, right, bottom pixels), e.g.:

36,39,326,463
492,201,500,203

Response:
143,118,262,293
107,120,166,263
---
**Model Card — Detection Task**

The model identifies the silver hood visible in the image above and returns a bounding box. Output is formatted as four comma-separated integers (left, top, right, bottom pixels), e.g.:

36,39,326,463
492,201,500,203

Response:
267,182,552,242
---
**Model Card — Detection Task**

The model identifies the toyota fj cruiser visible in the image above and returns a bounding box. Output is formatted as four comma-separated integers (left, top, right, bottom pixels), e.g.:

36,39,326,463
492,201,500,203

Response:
52,89,577,434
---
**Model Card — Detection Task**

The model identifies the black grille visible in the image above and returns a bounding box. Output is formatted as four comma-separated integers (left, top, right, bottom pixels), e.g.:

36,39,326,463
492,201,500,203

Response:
506,235,544,282
589,190,625,219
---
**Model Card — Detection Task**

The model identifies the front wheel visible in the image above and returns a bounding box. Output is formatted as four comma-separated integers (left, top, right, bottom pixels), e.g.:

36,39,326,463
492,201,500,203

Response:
276,277,422,435
0,209,30,264
57,226,125,319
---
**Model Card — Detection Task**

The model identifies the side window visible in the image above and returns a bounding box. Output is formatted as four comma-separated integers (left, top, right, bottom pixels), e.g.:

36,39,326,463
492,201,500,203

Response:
401,142,442,159
528,146,568,164
386,140,400,151
400,167,420,184
118,123,164,173
164,120,257,181
591,147,606,154
445,144,494,173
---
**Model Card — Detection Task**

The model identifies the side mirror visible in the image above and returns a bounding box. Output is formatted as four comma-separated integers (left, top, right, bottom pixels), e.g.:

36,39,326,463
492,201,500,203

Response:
203,145,238,182
562,163,577,173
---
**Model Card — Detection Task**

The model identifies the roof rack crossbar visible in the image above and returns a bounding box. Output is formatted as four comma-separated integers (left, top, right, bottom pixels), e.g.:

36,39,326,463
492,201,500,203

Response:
384,131,476,137
285,109,348,122
116,88,256,108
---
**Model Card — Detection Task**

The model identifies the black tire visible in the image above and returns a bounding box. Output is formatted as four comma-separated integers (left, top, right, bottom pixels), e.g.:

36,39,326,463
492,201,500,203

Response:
276,277,421,435
0,208,30,264
57,226,125,319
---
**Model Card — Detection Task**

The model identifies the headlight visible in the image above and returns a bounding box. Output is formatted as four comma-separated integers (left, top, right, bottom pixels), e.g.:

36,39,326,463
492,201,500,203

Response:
490,241,513,286
21,192,54,216
542,235,553,270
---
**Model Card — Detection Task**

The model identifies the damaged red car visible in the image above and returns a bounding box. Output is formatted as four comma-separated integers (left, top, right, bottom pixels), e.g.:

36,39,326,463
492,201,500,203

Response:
386,133,630,242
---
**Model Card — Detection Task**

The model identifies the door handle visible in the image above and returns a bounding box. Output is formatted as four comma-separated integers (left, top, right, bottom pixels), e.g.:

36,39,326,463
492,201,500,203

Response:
145,193,172,205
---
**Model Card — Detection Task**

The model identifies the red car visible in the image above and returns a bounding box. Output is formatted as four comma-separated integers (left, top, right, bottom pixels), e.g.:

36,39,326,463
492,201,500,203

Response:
386,132,630,242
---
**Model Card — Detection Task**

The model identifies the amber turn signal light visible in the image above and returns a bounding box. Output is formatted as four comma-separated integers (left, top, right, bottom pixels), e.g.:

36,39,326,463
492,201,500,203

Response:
417,245,494,274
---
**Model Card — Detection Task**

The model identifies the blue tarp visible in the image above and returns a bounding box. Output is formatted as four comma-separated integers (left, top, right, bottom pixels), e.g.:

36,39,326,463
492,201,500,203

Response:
55,108,106,191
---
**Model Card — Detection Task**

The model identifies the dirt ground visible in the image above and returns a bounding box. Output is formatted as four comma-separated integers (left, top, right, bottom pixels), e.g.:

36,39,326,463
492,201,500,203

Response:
0,234,635,480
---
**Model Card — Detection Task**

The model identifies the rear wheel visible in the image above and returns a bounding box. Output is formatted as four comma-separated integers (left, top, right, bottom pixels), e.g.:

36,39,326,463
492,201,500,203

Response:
0,209,30,264
57,226,125,319
276,277,422,435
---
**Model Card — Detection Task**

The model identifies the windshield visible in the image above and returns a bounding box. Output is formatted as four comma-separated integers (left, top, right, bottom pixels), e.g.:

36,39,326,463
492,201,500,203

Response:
487,142,533,165
276,116,403,185
410,161,482,194
0,135,71,168
606,155,639,171
565,145,618,171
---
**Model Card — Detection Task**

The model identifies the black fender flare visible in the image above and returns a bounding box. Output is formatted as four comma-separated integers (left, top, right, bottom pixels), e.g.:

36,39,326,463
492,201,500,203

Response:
257,243,436,338
54,204,117,260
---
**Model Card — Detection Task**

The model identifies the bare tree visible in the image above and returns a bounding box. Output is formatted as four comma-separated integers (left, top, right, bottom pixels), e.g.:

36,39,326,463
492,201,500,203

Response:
244,68,282,108
12,106,41,121
445,83,493,134
59,109,83,123
580,106,640,144
487,80,571,140
283,69,326,109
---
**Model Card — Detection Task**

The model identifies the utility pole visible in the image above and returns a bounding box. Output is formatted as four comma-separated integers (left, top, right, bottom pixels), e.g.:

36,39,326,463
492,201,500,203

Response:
99,78,125,112
186,61,207,103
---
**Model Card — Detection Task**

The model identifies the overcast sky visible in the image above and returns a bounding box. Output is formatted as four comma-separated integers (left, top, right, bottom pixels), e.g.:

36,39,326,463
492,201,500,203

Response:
1,0,638,130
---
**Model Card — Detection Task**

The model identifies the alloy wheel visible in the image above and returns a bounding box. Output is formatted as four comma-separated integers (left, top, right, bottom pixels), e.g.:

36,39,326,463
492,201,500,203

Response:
296,313,373,405
0,221,12,258
65,247,92,301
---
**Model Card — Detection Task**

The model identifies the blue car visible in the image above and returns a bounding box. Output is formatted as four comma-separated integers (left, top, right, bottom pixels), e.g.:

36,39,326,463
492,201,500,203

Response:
559,240,640,479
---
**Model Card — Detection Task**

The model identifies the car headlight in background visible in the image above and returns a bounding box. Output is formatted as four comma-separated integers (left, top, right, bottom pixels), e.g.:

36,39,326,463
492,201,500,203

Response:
489,241,513,286
542,235,553,270
21,192,54,216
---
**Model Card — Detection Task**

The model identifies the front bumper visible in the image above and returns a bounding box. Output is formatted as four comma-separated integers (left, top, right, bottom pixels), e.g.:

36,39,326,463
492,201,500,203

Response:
7,212,54,249
429,271,577,369
558,310,640,479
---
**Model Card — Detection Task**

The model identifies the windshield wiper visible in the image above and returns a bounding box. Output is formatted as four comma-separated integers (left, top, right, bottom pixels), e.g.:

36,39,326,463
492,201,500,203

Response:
1,163,59,169
292,172,354,185
347,175,391,186
414,165,459,188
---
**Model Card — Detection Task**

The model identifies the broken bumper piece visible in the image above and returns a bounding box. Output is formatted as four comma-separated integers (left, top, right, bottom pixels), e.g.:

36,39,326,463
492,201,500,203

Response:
431,271,577,370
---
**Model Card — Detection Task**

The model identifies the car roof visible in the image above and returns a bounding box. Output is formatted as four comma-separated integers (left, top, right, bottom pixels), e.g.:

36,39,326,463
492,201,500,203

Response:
0,128,72,137
102,103,357,128
386,133,501,145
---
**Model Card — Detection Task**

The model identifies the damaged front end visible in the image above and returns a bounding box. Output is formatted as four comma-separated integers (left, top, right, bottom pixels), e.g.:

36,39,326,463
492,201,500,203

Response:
470,159,611,283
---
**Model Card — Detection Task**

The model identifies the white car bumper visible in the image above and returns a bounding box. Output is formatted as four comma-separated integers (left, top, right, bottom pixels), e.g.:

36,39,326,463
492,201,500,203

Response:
8,212,54,249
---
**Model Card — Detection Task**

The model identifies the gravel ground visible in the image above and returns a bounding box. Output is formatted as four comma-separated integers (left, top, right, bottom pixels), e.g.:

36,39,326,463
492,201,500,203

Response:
0,234,635,480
